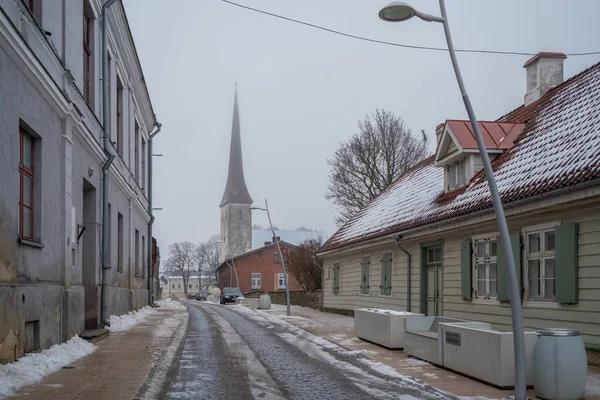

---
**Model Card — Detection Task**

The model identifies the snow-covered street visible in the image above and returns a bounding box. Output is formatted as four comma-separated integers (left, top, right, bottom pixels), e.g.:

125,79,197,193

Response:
162,300,454,399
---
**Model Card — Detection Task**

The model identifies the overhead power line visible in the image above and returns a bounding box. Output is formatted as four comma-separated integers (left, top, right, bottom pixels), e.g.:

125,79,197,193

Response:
221,0,600,57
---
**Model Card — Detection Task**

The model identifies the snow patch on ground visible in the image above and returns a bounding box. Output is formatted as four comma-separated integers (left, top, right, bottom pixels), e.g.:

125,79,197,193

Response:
586,372,600,397
156,299,186,310
109,300,185,332
108,306,155,332
363,308,415,316
0,335,96,399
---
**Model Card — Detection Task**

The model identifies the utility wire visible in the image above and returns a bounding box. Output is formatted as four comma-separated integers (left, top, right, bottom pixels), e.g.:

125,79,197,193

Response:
221,0,600,57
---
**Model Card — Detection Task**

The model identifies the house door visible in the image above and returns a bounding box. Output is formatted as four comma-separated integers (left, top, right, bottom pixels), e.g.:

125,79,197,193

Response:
82,179,98,329
424,245,443,316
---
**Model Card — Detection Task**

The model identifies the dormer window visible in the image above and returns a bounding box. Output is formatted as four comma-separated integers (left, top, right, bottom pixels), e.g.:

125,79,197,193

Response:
435,120,525,194
447,158,466,191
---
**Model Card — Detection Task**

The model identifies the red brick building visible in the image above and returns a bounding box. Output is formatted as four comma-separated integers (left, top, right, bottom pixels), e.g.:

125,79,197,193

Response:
217,241,301,294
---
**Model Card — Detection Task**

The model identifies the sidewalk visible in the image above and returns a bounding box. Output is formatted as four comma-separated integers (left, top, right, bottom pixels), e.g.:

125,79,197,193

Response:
260,304,600,400
11,305,187,400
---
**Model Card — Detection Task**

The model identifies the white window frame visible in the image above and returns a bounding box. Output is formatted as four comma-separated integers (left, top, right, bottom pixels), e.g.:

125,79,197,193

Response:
278,273,287,290
472,233,499,304
523,222,559,305
251,273,262,290
446,158,467,191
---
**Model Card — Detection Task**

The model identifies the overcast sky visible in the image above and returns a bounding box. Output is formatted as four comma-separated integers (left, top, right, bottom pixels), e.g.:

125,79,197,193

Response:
123,0,600,252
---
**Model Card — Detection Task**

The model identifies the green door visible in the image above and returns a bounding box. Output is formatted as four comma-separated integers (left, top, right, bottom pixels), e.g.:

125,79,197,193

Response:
425,246,443,316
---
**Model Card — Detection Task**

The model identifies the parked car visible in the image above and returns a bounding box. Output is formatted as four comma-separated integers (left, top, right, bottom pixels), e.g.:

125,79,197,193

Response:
196,290,208,301
220,287,242,304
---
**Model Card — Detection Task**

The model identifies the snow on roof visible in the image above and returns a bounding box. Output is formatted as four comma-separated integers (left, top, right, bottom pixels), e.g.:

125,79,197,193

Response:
252,229,326,248
321,61,600,253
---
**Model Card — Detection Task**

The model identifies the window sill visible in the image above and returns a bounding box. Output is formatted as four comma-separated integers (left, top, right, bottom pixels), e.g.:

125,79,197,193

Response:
473,298,500,306
523,300,560,309
18,238,45,248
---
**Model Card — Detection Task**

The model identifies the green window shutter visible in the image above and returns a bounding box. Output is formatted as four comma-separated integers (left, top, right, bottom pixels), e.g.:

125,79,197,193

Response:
460,240,472,300
380,253,392,295
333,263,340,295
555,223,578,304
497,233,522,302
386,258,392,295
360,258,370,294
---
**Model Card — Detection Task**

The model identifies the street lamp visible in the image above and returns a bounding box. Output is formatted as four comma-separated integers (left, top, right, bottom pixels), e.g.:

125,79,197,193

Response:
251,199,291,316
378,2,526,399
217,239,240,291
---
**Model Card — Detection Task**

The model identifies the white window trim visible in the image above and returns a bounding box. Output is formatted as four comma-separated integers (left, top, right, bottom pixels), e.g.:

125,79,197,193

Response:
522,221,560,307
471,233,500,305
445,158,467,191
278,273,288,290
358,254,371,296
251,273,261,290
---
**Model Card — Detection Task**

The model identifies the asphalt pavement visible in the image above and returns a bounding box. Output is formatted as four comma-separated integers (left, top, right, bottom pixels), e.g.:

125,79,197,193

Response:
160,301,454,400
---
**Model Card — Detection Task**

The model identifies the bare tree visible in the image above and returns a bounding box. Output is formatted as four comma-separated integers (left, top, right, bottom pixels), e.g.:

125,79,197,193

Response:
287,238,323,291
196,235,220,288
164,241,196,298
326,109,428,225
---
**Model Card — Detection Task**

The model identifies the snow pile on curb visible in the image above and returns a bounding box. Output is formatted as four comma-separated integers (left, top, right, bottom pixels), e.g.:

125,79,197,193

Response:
109,300,186,332
156,299,186,310
108,306,155,332
0,335,96,398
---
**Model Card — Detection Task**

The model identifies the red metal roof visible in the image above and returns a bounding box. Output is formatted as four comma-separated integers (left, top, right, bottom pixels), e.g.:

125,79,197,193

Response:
320,60,600,253
445,120,525,151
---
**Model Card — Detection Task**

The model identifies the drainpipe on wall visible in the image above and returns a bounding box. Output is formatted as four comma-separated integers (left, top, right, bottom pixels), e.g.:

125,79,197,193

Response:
101,0,118,327
393,235,411,312
312,255,324,308
148,122,162,306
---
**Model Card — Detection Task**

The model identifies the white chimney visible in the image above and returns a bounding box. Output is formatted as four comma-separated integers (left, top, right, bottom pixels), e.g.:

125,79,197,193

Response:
523,52,567,106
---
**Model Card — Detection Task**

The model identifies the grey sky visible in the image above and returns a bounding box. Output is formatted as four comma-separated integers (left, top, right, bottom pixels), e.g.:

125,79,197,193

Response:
123,0,600,251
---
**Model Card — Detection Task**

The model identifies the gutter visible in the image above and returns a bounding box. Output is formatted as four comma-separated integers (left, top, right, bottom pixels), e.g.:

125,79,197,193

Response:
393,235,411,312
147,122,162,306
100,0,118,327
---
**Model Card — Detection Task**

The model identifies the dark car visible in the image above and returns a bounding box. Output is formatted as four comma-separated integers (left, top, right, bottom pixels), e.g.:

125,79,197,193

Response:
220,287,242,304
196,290,208,301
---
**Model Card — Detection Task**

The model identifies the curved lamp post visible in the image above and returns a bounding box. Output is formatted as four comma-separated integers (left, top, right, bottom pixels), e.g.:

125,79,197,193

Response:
378,2,526,399
218,239,240,290
251,199,291,316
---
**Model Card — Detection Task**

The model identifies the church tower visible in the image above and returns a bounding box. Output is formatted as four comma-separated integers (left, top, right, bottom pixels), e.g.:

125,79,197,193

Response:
220,87,253,261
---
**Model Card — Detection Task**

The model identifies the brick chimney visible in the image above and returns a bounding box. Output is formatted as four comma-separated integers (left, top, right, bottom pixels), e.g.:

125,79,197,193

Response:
523,52,567,106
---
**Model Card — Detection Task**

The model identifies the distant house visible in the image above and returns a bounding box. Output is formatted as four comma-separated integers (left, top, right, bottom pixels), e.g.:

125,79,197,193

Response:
317,53,600,350
163,275,212,299
251,229,325,248
217,241,301,294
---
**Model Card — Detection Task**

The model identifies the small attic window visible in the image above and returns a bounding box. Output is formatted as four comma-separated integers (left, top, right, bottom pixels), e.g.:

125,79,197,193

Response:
447,158,466,191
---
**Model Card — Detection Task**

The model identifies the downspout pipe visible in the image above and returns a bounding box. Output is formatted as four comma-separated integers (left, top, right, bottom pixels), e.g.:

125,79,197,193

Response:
393,234,411,312
312,255,324,309
101,0,118,327
148,122,161,306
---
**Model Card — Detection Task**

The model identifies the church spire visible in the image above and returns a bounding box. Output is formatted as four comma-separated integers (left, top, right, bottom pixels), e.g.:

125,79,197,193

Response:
220,85,253,207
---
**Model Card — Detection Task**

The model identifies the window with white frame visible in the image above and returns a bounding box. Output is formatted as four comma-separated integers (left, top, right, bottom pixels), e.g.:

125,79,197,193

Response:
473,237,498,300
251,273,261,289
278,273,287,289
525,227,556,301
446,158,466,191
